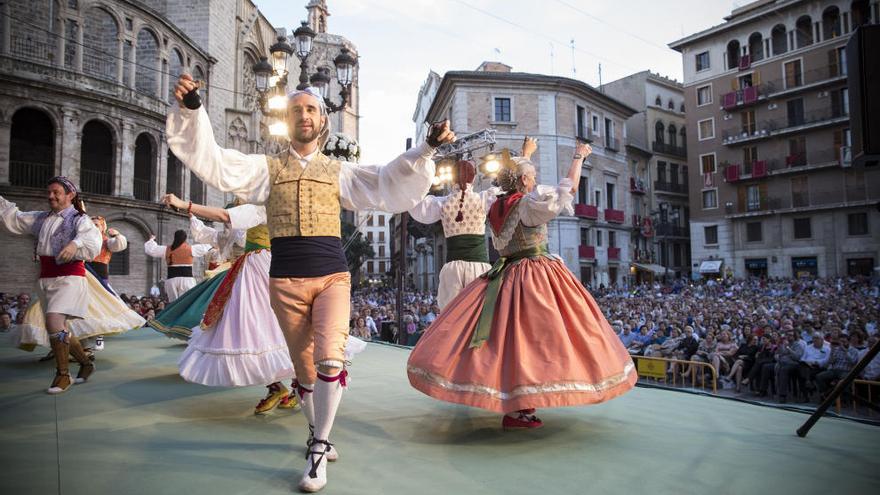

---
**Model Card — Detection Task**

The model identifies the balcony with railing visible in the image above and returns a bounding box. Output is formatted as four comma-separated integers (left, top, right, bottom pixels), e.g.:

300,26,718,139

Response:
767,148,850,175
604,208,625,224
578,245,596,259
654,180,688,195
574,204,599,219
723,160,767,182
608,247,621,261
721,85,761,110
654,222,689,237
760,64,847,98
630,177,647,195
81,169,112,196
722,106,847,145
133,177,152,201
9,161,54,188
728,188,869,218
651,141,687,159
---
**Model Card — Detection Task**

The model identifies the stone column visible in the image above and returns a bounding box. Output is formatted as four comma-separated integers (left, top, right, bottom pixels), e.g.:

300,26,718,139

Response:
182,166,191,201
118,121,134,198
156,134,168,201
0,113,11,186
59,107,81,182
128,38,137,90
0,2,10,56
117,37,125,84
75,20,84,73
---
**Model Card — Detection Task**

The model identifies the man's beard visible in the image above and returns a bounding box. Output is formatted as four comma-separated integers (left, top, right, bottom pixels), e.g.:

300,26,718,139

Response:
292,123,321,144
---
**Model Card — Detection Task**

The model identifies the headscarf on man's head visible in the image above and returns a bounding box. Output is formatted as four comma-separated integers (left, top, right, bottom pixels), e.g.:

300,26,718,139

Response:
287,87,331,149
47,176,86,215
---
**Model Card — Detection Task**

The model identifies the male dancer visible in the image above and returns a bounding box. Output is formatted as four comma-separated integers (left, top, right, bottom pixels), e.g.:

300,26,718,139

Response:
167,74,453,492
0,177,101,393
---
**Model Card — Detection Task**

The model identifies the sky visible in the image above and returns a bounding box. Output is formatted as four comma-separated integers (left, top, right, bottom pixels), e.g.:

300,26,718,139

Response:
255,0,742,164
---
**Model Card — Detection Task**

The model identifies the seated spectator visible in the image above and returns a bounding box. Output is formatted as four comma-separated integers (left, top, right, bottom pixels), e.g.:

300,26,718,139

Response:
619,325,636,348
712,330,738,377
859,336,880,380
0,310,12,332
799,331,831,400
723,335,759,393
645,327,681,359
628,326,654,356
815,334,859,398
689,333,717,384
350,317,371,341
771,331,806,403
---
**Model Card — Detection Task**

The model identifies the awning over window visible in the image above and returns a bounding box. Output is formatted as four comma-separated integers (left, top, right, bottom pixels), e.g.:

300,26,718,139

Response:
633,263,668,275
699,260,723,273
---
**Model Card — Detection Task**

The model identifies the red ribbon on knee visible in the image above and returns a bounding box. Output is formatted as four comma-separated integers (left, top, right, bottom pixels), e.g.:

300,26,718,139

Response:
317,369,348,387
294,379,313,399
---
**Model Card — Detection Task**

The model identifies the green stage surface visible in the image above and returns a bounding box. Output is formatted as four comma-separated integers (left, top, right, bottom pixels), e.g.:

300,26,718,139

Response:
0,329,878,495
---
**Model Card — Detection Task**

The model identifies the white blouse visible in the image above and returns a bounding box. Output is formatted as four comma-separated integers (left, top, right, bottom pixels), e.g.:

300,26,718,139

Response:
166,106,437,213
144,239,212,264
0,195,101,260
409,184,499,237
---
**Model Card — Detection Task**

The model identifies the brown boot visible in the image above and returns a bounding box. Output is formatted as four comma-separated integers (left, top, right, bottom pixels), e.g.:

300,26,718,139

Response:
48,336,72,394
68,335,95,384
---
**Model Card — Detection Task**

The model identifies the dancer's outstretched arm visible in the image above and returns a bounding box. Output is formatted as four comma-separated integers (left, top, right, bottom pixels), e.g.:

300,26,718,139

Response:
163,193,230,223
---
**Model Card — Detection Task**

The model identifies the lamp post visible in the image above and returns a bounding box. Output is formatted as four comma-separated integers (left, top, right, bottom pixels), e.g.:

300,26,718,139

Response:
251,22,358,140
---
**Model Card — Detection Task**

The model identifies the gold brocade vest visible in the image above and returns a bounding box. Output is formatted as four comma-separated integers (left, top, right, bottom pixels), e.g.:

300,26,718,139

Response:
265,152,342,239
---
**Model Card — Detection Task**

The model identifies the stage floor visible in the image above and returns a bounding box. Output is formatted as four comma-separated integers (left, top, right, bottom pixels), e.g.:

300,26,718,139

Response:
0,329,878,495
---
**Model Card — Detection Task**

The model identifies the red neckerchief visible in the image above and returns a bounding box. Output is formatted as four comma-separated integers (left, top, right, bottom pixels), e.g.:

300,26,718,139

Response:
488,192,524,236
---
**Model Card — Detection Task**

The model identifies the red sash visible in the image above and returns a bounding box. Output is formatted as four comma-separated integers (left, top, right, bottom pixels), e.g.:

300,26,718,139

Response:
39,256,86,278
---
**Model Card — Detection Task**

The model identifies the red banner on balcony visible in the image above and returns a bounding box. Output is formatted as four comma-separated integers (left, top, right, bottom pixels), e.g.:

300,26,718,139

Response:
752,160,767,178
743,86,758,104
641,217,654,238
608,247,621,260
739,54,751,70
722,92,737,109
725,164,740,182
604,209,625,224
578,245,596,259
574,204,599,219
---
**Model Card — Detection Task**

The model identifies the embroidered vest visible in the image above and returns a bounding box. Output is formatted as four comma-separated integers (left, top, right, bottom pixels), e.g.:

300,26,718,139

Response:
440,186,487,237
265,152,342,239
497,202,548,257
166,243,193,265
30,206,80,256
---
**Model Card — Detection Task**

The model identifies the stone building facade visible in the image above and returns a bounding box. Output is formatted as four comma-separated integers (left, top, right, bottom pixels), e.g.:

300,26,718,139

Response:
0,0,360,295
408,62,637,290
670,0,879,279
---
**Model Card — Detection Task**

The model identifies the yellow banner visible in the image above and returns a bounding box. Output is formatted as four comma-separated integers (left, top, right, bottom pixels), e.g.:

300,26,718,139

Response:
636,357,666,380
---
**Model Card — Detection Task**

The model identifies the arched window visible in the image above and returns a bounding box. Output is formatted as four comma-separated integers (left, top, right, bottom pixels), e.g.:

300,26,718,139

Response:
655,95,662,106
193,65,207,107
82,7,118,82
822,6,841,40
796,16,814,48
168,49,185,103
133,134,154,201
771,24,787,55
80,120,114,195
680,127,687,152
667,124,677,147
680,103,685,113
726,40,741,69
9,108,55,187
667,99,675,110
8,0,61,64
189,172,204,204
135,29,160,96
655,121,665,144
748,32,764,62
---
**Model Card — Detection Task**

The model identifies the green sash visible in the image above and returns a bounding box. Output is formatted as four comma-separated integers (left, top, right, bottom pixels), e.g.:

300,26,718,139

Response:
446,234,489,263
470,245,549,348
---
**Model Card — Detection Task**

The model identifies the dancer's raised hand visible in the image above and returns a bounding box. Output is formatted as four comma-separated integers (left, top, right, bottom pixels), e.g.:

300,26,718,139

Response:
427,120,455,147
174,74,199,108
522,136,538,159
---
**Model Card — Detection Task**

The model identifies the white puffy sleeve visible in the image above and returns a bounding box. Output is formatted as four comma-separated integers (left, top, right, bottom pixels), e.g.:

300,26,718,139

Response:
105,233,128,253
408,194,443,224
0,195,39,235
144,239,167,258
339,142,436,213
190,244,213,258
189,215,220,248
166,106,270,204
226,204,267,231
72,216,102,261
519,179,575,227
480,186,502,213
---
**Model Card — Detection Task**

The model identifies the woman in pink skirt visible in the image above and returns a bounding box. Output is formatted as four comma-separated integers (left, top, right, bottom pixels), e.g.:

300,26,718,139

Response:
407,141,637,429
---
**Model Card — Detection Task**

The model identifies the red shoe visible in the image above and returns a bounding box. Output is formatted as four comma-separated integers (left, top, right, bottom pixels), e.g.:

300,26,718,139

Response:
502,411,543,429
